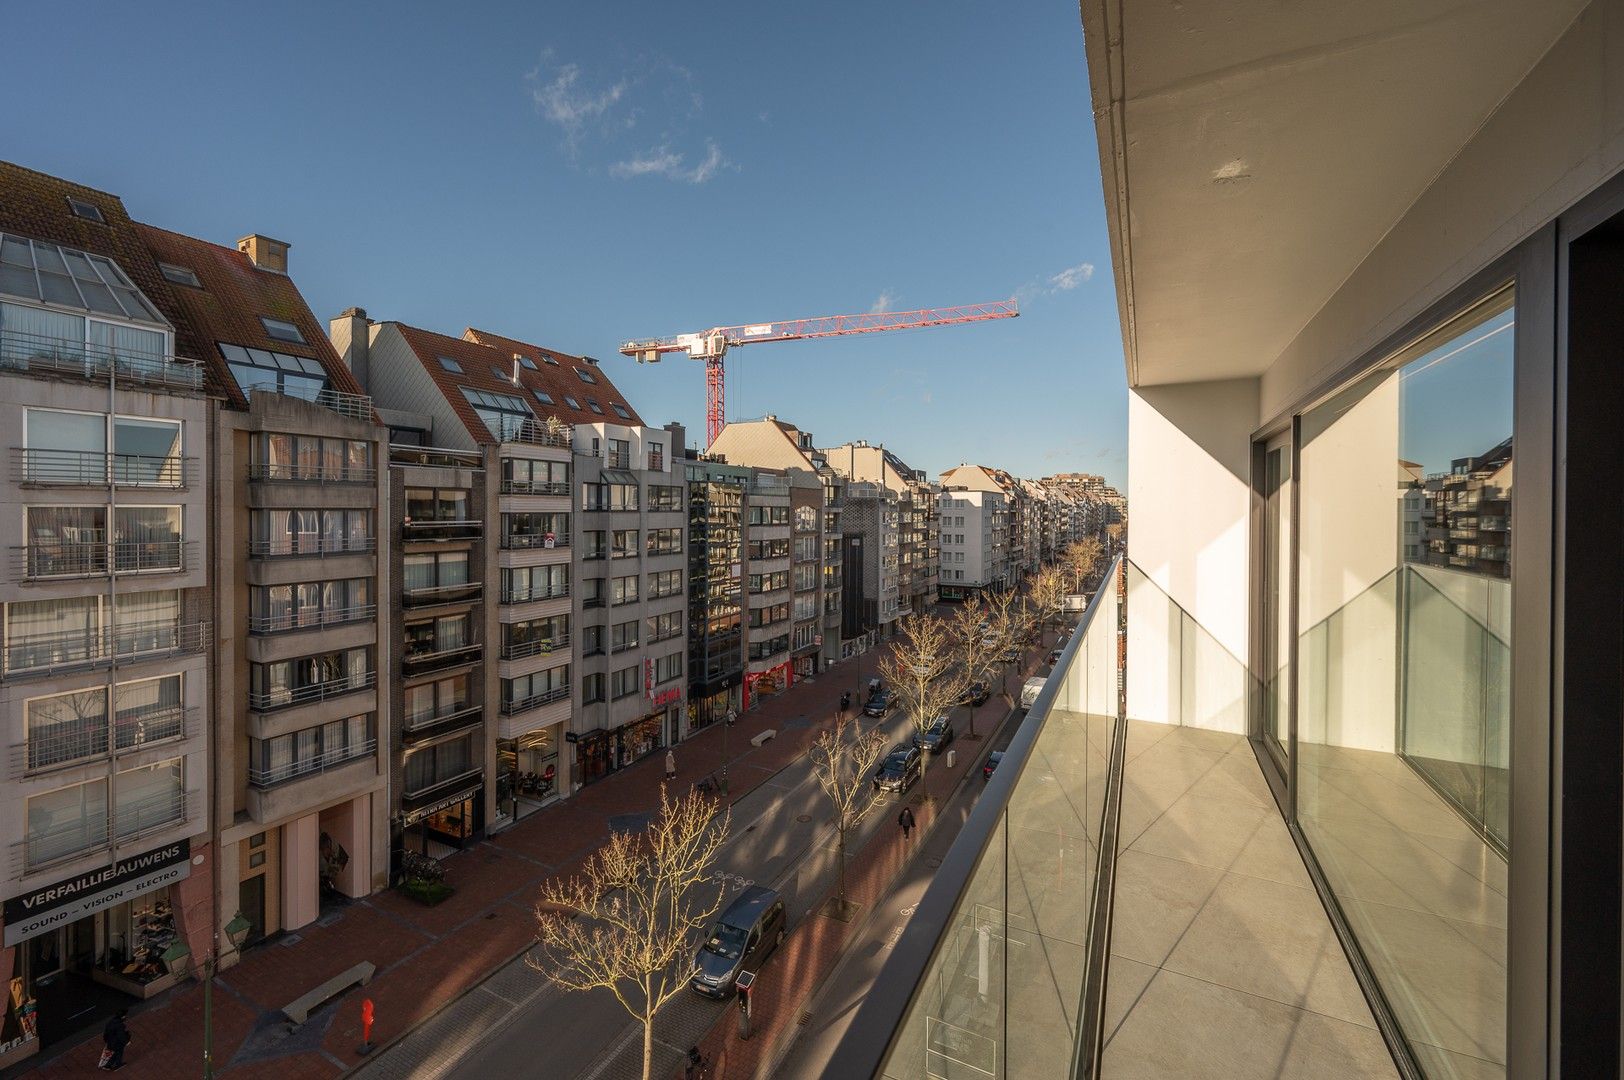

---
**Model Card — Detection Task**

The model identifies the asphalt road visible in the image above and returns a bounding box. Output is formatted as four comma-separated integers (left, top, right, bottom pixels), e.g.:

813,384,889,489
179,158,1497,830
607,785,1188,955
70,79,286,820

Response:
353,696,959,1080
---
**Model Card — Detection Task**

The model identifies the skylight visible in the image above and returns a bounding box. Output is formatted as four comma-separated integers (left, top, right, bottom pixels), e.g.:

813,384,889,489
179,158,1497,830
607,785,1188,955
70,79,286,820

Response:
575,367,597,384
0,232,164,324
460,385,538,441
535,389,555,405
587,400,604,415
221,343,328,402
159,263,201,288
611,403,632,419
564,395,581,410
492,365,515,382
542,355,560,366
518,356,538,370
261,316,305,344
67,198,104,223
438,356,463,374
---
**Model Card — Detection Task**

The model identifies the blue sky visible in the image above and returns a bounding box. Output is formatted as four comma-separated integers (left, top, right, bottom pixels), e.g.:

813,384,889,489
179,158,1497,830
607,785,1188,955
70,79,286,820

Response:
0,0,1126,486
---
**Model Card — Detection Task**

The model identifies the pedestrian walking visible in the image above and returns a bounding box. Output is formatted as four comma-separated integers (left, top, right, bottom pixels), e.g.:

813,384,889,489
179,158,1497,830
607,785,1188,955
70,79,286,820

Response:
839,690,851,718
665,748,677,781
898,805,916,842
100,1009,130,1070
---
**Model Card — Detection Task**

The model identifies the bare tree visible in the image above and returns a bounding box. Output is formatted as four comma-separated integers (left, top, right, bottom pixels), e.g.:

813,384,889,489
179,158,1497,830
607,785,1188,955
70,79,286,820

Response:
1029,565,1067,644
531,787,729,1080
880,613,967,801
810,714,892,919
982,589,1020,698
950,597,996,740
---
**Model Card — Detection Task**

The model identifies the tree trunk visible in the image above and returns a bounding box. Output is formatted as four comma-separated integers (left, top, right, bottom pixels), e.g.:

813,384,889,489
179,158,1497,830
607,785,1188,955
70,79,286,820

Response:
919,736,931,801
837,820,848,908
967,700,979,740
642,1001,654,1080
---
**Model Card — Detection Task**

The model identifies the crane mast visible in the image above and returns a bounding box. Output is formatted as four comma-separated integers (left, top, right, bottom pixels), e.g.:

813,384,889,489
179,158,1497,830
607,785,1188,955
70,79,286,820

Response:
620,300,1018,445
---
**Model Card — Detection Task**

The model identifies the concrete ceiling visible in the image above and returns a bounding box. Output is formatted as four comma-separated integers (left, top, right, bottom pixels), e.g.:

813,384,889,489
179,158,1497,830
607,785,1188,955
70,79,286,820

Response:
1082,0,1587,387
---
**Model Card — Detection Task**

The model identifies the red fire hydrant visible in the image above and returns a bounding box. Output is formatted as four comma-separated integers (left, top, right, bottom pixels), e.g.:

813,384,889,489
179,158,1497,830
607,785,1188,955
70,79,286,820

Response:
357,998,376,1055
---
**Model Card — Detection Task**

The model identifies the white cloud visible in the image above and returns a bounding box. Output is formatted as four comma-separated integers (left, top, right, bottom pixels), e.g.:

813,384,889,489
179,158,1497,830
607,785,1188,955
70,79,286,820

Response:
1047,263,1095,291
528,62,627,136
610,139,729,184
870,289,898,313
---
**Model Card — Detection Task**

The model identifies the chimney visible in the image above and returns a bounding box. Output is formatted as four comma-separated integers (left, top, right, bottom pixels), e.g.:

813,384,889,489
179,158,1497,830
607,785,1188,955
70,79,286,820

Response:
328,307,371,388
237,234,290,274
512,354,523,385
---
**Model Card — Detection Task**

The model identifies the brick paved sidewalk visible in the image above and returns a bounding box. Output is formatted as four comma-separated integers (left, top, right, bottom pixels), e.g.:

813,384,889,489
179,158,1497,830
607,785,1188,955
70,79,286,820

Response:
20,647,891,1080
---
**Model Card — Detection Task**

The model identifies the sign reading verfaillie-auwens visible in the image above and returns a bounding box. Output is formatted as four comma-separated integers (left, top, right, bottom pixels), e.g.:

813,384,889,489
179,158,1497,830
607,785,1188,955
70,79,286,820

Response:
3,840,190,946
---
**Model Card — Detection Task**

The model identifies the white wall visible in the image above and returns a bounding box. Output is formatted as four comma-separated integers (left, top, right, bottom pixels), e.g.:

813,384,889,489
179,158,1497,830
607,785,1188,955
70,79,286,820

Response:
1126,380,1255,732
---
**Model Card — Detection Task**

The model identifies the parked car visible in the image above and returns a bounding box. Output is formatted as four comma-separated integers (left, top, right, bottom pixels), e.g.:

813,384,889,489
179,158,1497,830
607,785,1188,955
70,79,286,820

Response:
983,750,1005,780
873,744,922,792
1047,648,1063,666
1020,676,1047,709
958,681,990,706
913,716,955,754
863,689,894,717
691,886,787,998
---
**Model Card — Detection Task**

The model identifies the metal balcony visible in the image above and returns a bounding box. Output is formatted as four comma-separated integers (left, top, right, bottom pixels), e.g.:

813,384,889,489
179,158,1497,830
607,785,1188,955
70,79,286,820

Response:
500,634,570,661
248,671,376,712
1,620,211,681
248,385,374,422
247,461,377,483
500,684,569,716
248,535,376,558
12,448,195,488
402,581,484,608
248,739,377,789
248,603,378,635
8,706,199,779
12,539,194,580
0,328,204,391
501,583,570,605
405,519,482,541
500,478,569,495
501,531,569,550
401,642,484,678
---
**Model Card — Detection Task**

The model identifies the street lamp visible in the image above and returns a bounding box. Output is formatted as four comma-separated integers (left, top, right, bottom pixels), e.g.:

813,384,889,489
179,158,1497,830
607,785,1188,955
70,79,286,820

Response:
163,911,252,1079
722,708,736,796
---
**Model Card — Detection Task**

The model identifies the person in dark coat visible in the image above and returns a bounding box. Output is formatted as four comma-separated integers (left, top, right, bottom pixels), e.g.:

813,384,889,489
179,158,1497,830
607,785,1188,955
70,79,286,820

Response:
102,1009,131,1070
898,805,916,841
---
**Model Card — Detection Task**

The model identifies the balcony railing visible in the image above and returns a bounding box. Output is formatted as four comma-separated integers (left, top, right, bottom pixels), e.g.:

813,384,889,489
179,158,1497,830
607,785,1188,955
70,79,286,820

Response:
648,626,683,644
501,582,570,605
248,535,375,558
0,328,204,391
609,639,640,655
501,634,570,661
12,448,195,488
405,519,482,541
248,385,374,422
500,684,569,716
607,449,631,468
402,581,483,608
249,603,377,635
501,426,571,449
647,451,664,471
11,789,199,877
10,706,198,779
247,461,377,483
249,739,376,789
2,620,211,680
500,479,569,495
402,642,484,678
502,532,569,550
402,701,482,734
13,540,193,580
828,555,1124,1079
248,671,376,712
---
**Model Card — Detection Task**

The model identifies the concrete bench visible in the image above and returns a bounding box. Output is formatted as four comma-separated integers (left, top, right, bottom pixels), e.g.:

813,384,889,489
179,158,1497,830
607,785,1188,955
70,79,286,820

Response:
284,960,375,1027
751,729,776,747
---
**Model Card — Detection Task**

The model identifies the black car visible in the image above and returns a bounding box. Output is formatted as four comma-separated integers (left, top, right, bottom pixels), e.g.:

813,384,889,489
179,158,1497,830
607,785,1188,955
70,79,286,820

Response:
863,689,894,717
959,681,990,706
873,744,921,792
983,750,1005,780
913,716,955,754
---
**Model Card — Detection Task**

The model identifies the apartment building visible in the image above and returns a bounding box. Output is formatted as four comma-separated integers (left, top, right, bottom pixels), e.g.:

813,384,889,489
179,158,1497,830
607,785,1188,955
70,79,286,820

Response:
821,440,938,617
836,3,1624,1076
934,487,1010,600
741,470,793,703
707,416,847,670
148,231,389,953
684,459,747,727
940,463,1028,587
839,482,900,635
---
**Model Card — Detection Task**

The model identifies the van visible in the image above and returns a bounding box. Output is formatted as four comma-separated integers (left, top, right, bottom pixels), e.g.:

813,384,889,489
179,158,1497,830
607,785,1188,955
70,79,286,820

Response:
691,885,786,998
1020,676,1047,709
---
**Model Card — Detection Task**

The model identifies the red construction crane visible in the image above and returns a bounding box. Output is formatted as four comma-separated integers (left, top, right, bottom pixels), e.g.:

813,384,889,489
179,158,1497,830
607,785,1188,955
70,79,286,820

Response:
620,300,1019,445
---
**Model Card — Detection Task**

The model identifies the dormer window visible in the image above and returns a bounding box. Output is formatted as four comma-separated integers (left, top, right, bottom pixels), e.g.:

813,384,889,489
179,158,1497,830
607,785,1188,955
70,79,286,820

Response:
67,197,104,223
575,368,597,384
159,263,201,288
260,317,305,344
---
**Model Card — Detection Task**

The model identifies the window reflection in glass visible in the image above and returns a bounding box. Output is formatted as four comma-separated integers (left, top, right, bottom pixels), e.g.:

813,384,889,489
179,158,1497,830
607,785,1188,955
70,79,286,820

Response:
1296,290,1513,1077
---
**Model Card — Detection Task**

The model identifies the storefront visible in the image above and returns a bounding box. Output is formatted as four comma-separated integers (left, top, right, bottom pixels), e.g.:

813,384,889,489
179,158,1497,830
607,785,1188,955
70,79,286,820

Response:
3,840,192,1051
572,707,679,785
743,661,793,710
688,679,742,734
400,784,483,856
497,726,561,818
793,638,821,681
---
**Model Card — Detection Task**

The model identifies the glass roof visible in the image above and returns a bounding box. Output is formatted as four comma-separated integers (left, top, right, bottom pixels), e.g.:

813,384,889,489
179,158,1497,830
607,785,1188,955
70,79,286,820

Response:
0,232,166,326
